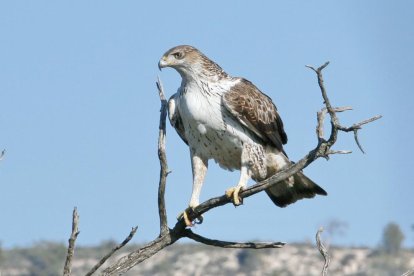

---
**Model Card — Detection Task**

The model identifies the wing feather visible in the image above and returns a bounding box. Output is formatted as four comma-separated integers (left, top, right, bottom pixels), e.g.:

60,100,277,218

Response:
168,93,188,145
222,78,287,151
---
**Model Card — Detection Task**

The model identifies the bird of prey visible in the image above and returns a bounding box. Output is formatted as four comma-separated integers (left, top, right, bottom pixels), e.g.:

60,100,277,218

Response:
158,45,327,226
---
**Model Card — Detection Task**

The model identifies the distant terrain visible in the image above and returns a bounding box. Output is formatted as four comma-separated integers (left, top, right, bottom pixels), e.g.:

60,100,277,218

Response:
1,241,413,275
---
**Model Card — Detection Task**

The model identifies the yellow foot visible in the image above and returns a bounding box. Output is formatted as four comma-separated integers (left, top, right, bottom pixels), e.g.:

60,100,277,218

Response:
225,186,243,206
183,210,193,227
177,208,203,227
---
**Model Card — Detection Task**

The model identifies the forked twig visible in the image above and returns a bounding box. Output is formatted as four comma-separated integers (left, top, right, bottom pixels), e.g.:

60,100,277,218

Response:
85,227,138,276
183,229,285,249
309,63,381,156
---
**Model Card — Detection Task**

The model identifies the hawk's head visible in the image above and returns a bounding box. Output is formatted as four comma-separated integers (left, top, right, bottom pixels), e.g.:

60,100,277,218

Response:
158,45,199,70
158,45,228,81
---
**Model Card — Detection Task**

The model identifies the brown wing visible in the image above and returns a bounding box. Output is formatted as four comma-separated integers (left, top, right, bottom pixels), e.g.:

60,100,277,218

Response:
168,93,188,145
222,78,287,151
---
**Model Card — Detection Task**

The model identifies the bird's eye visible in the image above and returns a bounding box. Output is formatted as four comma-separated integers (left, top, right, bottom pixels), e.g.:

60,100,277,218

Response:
172,52,184,59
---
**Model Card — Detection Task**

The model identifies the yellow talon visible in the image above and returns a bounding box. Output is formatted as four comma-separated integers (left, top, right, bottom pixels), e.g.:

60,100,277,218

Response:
177,208,203,227
183,210,193,227
225,186,243,206
177,210,193,227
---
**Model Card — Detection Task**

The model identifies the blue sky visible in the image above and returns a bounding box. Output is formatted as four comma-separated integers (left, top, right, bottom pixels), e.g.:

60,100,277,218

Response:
1,1,413,249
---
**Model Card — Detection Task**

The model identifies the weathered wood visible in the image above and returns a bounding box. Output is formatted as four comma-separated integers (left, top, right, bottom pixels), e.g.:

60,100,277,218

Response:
63,207,79,276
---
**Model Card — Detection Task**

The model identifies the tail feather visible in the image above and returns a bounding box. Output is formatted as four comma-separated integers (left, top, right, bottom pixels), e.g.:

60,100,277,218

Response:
265,172,327,207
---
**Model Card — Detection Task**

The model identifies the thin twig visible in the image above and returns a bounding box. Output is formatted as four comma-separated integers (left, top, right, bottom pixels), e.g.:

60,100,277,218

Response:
316,227,330,276
63,207,80,276
308,62,341,147
156,76,169,236
337,115,382,153
353,115,383,128
103,234,177,275
316,106,352,139
308,63,381,154
337,115,382,133
327,150,352,155
306,62,334,113
183,229,285,249
85,227,138,276
354,129,365,154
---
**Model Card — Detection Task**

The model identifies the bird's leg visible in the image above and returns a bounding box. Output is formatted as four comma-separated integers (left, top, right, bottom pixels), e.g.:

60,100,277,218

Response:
178,152,208,227
226,144,253,206
225,164,251,206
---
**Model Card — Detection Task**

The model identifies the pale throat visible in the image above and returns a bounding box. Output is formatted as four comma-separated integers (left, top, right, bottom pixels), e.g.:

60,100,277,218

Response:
177,61,228,88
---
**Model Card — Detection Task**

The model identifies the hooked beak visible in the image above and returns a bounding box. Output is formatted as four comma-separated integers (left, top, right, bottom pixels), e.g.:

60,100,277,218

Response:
158,56,168,71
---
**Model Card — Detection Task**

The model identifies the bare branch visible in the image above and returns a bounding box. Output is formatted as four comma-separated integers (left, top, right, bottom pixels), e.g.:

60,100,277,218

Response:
63,207,80,276
156,76,169,236
183,229,285,249
156,75,167,102
353,129,365,154
326,150,352,155
352,115,383,129
85,226,138,276
335,115,381,154
305,61,330,73
307,62,341,147
336,115,382,134
333,106,353,113
103,234,177,275
308,63,381,154
316,106,352,139
306,62,333,110
316,227,330,276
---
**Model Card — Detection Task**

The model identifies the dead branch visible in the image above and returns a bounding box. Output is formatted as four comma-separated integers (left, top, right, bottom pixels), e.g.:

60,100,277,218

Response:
316,227,330,276
183,229,285,249
63,207,80,276
61,209,138,275
72,62,381,275
85,227,138,276
156,76,170,236
316,107,352,139
308,63,382,155
338,115,382,154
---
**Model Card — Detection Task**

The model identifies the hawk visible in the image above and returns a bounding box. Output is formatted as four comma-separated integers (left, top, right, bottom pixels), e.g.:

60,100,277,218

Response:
158,45,327,226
